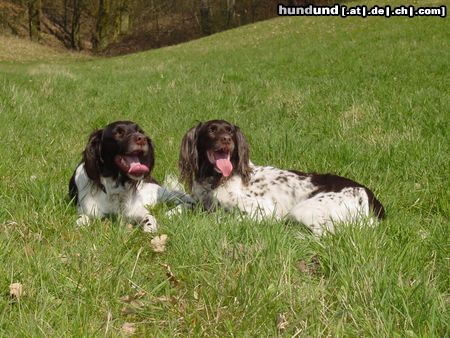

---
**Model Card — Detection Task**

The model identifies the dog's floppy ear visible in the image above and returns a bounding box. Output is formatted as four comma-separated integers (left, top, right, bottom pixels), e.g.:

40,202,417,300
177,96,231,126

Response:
144,137,155,174
179,123,202,190
83,129,103,184
234,125,252,185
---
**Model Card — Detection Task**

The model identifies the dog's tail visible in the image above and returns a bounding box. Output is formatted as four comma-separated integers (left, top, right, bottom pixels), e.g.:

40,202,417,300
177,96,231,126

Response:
366,188,385,220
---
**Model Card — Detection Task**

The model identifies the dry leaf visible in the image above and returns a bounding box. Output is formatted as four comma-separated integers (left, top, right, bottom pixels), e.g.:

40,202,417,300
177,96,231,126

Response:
134,290,146,298
130,299,144,308
120,295,132,303
121,305,140,315
120,297,145,315
105,311,113,335
126,223,134,231
9,283,23,298
154,295,177,305
296,255,320,276
59,254,69,263
297,260,310,274
151,234,168,253
120,290,146,304
277,313,289,331
121,322,136,336
238,243,245,254
310,254,321,273
311,255,320,265
161,263,180,286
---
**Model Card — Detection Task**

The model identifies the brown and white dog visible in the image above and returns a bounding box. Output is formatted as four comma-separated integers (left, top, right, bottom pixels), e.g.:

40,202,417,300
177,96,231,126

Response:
179,119,384,235
69,120,193,232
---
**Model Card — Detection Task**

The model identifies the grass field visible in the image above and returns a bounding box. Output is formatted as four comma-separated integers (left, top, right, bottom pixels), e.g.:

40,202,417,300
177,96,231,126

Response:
0,0,449,336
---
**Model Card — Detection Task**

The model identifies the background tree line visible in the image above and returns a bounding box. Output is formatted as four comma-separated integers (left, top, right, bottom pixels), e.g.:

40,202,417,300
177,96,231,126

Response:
0,0,332,55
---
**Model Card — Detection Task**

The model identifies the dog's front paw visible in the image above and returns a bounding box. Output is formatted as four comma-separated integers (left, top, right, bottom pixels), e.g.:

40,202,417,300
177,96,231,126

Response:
142,215,158,233
76,214,90,227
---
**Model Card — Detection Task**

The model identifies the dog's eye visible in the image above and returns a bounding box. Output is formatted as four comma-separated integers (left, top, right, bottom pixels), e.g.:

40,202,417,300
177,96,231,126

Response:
114,128,125,138
224,126,232,133
209,125,218,133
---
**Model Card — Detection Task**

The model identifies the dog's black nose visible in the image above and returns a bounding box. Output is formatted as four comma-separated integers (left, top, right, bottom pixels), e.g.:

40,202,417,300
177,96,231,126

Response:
134,133,146,146
221,135,232,144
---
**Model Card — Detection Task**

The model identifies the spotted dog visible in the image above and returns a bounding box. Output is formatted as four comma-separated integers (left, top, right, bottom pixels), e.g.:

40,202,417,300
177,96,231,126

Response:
69,120,193,232
179,119,384,235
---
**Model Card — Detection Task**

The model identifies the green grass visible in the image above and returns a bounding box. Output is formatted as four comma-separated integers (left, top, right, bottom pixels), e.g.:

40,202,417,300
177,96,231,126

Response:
0,0,449,336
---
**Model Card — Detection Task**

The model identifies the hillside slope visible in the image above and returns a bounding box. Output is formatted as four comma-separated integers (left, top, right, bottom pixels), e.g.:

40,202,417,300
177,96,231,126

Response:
0,34,90,62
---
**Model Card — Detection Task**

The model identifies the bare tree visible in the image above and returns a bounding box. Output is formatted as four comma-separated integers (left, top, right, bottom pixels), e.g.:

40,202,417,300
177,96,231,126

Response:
117,0,130,35
226,0,235,27
27,0,41,41
6,0,303,54
63,0,68,32
92,0,109,52
70,0,83,49
199,0,211,35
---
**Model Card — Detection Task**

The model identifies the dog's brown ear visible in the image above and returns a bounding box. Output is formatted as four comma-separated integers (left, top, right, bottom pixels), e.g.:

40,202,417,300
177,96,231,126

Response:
179,123,202,190
234,125,252,185
83,129,103,184
144,137,155,175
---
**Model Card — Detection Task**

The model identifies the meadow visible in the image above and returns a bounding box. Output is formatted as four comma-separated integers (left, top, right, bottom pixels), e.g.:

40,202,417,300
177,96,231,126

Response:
0,1,448,336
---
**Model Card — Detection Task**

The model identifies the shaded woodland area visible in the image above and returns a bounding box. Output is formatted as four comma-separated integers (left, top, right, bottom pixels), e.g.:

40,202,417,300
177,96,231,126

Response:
0,0,331,55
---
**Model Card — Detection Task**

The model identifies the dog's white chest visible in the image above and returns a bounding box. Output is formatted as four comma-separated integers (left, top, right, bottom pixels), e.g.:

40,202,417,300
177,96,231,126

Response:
214,176,245,209
97,178,135,215
106,190,128,212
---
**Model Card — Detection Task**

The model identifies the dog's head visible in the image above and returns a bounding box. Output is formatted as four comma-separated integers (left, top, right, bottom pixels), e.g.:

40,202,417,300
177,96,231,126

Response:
83,121,155,185
179,119,251,189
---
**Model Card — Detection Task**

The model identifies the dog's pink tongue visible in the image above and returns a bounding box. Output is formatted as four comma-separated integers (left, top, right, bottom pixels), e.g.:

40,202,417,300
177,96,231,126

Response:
215,153,233,177
126,155,149,176
216,159,233,177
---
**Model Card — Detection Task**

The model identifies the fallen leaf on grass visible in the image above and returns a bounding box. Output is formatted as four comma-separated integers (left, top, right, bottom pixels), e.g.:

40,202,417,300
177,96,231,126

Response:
277,313,289,331
105,311,113,335
160,263,180,286
120,291,147,303
296,255,320,276
120,291,147,315
121,299,145,315
297,260,310,274
154,295,178,305
9,283,23,298
121,307,135,315
151,234,168,253
121,322,136,336
133,290,146,298
59,254,69,263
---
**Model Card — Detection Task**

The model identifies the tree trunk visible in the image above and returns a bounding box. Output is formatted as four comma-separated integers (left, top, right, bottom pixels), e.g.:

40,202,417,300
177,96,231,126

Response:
27,0,41,41
118,0,130,35
70,0,83,50
199,0,211,35
93,0,109,52
250,0,257,22
63,0,68,32
226,0,235,28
